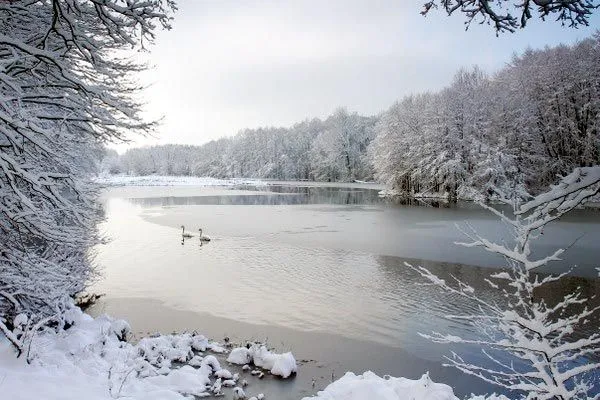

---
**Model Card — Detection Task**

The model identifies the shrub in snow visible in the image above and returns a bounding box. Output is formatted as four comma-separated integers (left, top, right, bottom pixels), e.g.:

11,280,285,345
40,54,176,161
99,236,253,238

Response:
302,371,458,400
409,168,600,400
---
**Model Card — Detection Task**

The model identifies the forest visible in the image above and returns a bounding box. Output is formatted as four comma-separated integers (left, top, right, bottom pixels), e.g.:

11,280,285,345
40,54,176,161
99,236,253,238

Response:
104,32,600,201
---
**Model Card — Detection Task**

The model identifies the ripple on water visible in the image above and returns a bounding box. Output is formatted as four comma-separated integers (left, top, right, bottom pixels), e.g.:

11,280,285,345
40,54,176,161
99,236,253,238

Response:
93,193,600,362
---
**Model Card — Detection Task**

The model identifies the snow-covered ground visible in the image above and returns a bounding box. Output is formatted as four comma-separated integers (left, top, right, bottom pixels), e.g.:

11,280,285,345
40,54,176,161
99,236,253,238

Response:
94,174,266,187
0,306,474,400
0,307,285,400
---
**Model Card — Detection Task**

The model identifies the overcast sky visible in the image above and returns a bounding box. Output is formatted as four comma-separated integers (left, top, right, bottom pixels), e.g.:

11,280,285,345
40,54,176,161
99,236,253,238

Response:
122,0,600,151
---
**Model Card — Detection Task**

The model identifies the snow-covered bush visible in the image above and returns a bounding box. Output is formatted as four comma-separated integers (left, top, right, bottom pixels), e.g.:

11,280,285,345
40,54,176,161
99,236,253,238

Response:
410,167,600,399
0,0,173,354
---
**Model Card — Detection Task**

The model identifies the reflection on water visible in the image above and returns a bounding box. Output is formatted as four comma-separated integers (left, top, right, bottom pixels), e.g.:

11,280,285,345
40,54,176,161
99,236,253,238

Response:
127,184,475,208
128,185,385,207
93,184,600,394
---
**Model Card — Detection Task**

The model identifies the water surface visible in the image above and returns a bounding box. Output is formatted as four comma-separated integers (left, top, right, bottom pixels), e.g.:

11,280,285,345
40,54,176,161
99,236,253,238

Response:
91,183,600,398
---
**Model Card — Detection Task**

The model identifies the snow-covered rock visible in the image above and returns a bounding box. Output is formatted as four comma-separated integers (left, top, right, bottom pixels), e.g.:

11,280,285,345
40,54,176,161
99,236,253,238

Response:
233,386,247,400
188,355,204,367
227,347,252,365
302,371,458,400
270,352,297,379
215,368,233,379
249,344,297,378
228,345,297,378
208,342,227,353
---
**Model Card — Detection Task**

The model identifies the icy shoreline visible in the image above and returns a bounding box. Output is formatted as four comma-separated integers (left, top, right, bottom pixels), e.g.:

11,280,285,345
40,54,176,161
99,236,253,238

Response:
0,306,467,400
93,174,267,187
92,174,386,190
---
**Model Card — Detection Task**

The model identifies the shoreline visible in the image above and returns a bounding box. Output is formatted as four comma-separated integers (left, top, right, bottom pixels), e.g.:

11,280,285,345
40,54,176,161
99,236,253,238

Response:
87,296,497,399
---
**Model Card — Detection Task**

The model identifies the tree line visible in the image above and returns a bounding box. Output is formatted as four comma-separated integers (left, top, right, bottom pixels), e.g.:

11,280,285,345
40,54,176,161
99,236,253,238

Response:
105,109,377,182
105,32,600,201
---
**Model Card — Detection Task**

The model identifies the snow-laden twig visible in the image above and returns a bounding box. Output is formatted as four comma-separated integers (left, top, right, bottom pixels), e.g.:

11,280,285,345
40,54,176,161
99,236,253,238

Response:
410,170,600,399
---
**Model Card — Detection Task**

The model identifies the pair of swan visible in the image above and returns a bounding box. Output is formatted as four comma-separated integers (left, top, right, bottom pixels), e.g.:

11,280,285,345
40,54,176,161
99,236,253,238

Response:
180,225,211,241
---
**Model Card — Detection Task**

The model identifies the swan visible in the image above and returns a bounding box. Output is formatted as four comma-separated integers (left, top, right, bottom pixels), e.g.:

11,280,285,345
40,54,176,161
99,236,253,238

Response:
198,228,211,242
181,225,193,238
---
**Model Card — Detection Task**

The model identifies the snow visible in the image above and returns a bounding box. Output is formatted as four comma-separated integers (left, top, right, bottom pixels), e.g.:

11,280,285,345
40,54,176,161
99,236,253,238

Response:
270,352,298,379
215,368,234,379
0,306,294,400
94,174,266,187
302,371,459,400
0,306,498,400
228,344,297,378
227,347,252,365
233,386,247,400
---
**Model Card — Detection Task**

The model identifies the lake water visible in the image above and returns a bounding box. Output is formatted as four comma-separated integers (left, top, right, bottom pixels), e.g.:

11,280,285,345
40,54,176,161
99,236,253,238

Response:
88,182,600,398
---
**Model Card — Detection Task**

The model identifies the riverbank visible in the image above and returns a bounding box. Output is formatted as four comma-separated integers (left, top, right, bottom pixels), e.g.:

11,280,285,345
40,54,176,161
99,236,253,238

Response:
87,297,497,399
93,175,266,187
0,303,465,400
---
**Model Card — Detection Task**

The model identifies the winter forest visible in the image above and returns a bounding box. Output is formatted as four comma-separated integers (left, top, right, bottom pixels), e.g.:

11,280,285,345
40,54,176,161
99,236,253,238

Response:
106,34,600,200
2,1,600,400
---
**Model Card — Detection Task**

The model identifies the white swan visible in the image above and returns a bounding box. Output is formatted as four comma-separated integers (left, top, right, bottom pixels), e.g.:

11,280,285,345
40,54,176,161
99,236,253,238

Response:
181,225,193,238
198,228,211,242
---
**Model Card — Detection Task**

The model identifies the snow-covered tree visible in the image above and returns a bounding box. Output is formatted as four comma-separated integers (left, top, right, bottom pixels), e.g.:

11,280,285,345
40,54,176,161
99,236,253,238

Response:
372,34,600,201
410,167,600,399
372,94,434,195
0,0,173,354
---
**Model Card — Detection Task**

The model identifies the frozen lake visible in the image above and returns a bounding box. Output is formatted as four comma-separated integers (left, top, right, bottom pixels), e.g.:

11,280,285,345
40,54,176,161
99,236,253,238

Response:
89,182,600,398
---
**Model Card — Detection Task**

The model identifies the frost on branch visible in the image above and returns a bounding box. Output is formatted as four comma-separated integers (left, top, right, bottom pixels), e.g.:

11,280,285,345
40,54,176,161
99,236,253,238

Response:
0,0,174,353
421,0,599,33
409,168,600,399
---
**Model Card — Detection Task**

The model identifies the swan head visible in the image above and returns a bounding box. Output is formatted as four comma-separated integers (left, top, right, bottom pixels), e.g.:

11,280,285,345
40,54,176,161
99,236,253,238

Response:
181,225,185,229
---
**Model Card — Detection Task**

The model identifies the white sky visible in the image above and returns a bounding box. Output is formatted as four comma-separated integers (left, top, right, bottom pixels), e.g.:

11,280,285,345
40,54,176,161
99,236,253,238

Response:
118,0,600,152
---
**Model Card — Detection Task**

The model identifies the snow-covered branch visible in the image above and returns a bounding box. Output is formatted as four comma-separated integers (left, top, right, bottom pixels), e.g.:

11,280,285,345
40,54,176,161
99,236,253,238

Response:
422,0,599,33
0,0,174,351
410,170,600,399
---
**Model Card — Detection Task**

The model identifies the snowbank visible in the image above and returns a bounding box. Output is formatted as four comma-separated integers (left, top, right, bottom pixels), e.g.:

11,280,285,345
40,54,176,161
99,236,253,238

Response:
302,371,458,400
0,307,276,400
94,174,265,187
227,344,297,378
